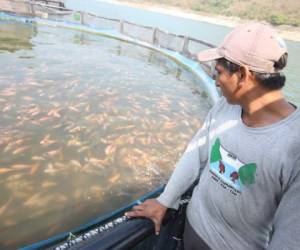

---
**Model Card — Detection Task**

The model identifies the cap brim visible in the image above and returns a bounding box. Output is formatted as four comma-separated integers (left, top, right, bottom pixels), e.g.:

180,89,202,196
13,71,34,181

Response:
197,48,222,62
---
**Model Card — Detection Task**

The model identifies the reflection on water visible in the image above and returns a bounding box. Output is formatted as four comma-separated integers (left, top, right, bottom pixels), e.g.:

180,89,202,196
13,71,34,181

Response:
0,20,211,248
0,21,36,53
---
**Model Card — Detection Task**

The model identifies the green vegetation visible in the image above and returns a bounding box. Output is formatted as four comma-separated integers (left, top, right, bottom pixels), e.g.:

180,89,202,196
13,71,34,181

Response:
121,0,300,27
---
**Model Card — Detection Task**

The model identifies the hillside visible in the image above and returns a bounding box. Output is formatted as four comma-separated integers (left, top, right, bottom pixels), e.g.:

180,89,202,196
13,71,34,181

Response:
118,0,300,27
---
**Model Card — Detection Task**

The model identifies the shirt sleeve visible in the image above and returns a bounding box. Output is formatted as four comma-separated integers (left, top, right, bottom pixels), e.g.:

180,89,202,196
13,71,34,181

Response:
268,157,300,250
156,110,212,209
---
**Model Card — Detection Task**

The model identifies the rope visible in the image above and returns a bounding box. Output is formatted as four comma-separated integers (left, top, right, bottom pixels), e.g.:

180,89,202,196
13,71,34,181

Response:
53,215,129,250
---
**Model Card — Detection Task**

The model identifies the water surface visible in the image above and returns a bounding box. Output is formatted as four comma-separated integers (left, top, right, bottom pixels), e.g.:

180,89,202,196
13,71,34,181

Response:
65,0,300,106
0,20,210,248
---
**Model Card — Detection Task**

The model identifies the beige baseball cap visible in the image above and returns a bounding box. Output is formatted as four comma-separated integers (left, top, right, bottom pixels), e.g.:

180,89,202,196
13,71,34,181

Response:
197,22,287,73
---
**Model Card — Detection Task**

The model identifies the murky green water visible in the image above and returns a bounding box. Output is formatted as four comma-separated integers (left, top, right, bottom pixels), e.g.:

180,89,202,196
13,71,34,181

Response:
0,20,211,248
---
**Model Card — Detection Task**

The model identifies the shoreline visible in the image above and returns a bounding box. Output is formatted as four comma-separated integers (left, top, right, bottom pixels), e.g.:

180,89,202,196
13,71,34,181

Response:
99,0,300,42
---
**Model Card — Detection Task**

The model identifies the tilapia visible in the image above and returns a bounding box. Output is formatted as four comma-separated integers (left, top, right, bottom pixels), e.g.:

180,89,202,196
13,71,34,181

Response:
44,163,64,175
70,160,82,169
0,88,17,96
29,164,39,176
2,104,12,112
10,164,32,170
88,157,107,166
163,121,177,129
48,108,61,118
67,139,81,146
108,174,120,184
68,126,81,133
41,181,58,188
47,148,62,157
0,168,15,174
12,146,30,155
105,144,117,155
77,146,89,153
22,96,34,101
40,134,56,146
32,156,45,161
0,198,13,216
68,106,80,112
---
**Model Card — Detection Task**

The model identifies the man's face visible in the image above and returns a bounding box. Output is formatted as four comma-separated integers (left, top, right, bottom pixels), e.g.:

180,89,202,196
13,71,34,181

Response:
214,63,240,104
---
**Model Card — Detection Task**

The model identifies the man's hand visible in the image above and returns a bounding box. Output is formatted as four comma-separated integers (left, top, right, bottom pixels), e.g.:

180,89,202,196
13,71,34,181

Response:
125,199,168,235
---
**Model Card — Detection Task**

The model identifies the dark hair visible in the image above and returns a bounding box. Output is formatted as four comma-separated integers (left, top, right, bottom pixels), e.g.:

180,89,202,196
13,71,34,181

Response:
216,53,288,90
216,58,240,74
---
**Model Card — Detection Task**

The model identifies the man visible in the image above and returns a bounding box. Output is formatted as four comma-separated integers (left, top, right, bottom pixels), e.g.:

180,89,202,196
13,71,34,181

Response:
126,23,300,250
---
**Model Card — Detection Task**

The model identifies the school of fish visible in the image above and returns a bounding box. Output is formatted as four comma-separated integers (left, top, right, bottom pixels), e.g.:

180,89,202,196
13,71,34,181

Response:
0,20,211,249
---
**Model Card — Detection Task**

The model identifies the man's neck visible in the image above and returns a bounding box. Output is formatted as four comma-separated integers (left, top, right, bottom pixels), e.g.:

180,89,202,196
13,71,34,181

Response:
240,90,296,128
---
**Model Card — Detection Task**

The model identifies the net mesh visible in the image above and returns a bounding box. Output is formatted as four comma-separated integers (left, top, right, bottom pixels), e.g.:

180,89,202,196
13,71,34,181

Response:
84,13,119,30
1,0,30,15
185,38,214,60
155,29,184,51
47,10,82,24
122,21,154,44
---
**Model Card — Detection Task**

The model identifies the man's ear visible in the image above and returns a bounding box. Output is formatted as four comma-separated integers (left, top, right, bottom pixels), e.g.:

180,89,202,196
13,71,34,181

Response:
237,65,250,85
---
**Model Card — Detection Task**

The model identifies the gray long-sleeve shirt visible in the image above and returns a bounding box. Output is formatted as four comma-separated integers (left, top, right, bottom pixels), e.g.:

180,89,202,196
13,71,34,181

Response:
157,97,300,250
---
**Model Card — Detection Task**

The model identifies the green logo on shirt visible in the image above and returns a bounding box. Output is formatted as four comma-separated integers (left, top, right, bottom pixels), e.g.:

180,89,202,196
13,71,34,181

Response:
210,138,257,189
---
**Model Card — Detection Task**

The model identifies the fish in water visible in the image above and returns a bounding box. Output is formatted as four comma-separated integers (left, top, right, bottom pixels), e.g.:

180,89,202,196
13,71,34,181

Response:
0,28,210,250
88,157,107,167
29,164,39,176
44,163,64,175
0,87,17,96
10,164,32,170
70,160,82,170
40,134,56,146
2,104,12,112
41,181,58,188
39,116,51,122
0,197,13,216
3,142,14,153
28,106,41,117
15,139,26,145
22,96,34,101
105,144,117,156
47,148,62,157
163,121,177,129
68,106,80,112
85,104,90,112
109,174,121,184
48,108,61,118
68,126,81,133
67,138,81,146
32,156,45,161
0,168,15,174
77,146,89,153
12,146,30,155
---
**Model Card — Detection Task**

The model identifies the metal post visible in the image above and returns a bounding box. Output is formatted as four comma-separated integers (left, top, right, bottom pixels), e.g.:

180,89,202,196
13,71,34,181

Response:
119,20,124,34
151,28,157,45
28,1,35,16
182,36,190,56
80,11,85,25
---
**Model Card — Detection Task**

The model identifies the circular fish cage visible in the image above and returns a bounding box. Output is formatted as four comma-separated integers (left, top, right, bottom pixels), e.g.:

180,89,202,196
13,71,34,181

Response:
0,1,219,249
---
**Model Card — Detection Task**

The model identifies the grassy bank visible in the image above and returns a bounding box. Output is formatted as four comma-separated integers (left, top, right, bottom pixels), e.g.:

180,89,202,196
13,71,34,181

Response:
118,0,300,27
